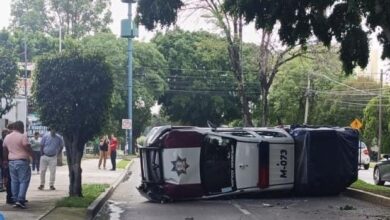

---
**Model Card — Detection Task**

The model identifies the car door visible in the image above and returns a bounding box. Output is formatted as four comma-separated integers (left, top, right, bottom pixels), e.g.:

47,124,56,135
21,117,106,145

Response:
200,134,235,194
235,141,259,189
381,156,390,181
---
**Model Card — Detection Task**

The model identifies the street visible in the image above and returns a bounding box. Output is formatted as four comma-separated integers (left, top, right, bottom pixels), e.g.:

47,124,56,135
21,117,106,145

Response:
95,159,390,220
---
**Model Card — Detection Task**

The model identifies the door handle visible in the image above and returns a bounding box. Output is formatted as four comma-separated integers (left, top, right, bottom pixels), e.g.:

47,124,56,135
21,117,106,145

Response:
239,164,248,169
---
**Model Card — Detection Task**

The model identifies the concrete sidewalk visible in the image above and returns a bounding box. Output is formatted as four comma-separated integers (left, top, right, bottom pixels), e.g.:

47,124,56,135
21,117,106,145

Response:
0,158,123,220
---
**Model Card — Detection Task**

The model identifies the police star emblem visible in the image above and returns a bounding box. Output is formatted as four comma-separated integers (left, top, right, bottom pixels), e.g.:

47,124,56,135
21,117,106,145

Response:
171,156,190,176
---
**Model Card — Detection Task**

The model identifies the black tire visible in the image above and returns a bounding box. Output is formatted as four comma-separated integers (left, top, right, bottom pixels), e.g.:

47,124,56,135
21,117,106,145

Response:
363,164,369,170
373,167,385,186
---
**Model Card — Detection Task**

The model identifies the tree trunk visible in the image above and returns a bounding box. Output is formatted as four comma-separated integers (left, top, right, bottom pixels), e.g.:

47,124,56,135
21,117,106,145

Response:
203,2,253,126
227,18,253,127
57,150,63,166
261,87,269,126
64,134,84,197
228,45,253,127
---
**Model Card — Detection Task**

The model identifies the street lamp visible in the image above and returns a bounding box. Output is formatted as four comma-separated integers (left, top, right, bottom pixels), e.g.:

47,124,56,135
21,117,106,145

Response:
121,0,138,155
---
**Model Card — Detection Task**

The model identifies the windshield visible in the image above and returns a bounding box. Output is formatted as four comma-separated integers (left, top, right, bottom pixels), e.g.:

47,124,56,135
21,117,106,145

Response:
140,148,163,183
359,142,367,149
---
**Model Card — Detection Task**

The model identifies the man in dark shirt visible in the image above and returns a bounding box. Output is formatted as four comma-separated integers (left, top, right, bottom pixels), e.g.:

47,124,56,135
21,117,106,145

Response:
1,128,12,203
0,130,4,192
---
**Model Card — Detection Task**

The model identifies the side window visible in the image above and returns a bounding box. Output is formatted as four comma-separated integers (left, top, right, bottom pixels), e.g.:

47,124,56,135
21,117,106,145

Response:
203,135,233,161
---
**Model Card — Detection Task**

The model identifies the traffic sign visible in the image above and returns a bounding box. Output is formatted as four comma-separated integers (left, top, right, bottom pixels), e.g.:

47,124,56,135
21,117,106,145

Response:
350,119,363,129
122,119,132,129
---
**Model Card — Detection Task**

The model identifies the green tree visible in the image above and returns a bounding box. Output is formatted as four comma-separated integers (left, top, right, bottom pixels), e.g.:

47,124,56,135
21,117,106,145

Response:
153,30,248,126
200,0,255,126
33,50,113,196
312,77,380,126
79,33,127,136
0,35,19,117
79,33,167,150
10,0,112,38
363,95,390,154
136,0,389,74
268,46,345,125
10,0,51,33
137,1,305,126
12,30,58,61
132,42,167,143
223,0,389,74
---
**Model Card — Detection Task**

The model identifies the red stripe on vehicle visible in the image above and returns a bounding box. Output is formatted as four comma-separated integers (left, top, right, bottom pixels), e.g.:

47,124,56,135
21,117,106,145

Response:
163,183,204,199
163,131,204,148
258,142,270,189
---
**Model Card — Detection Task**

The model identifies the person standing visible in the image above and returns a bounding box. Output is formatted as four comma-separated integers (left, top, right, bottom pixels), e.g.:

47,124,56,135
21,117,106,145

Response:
98,135,109,169
0,131,5,192
38,128,63,190
109,134,118,171
2,127,13,204
30,132,41,174
2,121,33,208
0,130,5,193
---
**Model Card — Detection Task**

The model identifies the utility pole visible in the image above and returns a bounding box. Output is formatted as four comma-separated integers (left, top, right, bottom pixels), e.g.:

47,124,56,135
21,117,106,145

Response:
24,35,28,132
304,73,310,124
59,22,62,52
378,70,383,161
121,0,138,155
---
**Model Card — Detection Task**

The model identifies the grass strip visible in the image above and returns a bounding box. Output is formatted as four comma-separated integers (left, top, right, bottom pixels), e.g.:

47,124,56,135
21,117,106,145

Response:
117,159,130,169
350,179,390,198
56,184,109,208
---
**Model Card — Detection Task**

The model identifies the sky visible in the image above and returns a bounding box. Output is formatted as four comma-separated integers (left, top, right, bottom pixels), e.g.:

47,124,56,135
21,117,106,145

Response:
0,0,262,43
0,0,135,37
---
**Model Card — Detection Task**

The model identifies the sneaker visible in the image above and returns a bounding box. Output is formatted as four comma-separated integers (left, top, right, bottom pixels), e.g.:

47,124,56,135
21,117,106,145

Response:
14,201,26,209
38,185,44,190
50,186,56,190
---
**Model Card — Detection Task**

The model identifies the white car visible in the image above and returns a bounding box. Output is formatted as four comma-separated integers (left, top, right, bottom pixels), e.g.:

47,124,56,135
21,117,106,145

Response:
138,126,359,202
359,141,370,170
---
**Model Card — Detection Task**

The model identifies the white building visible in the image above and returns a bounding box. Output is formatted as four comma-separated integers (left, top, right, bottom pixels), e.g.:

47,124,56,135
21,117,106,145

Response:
1,62,33,131
356,34,390,84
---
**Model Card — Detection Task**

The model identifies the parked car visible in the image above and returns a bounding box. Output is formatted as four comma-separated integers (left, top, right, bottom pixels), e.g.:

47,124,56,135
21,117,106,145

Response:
359,141,370,170
137,126,359,202
373,154,390,185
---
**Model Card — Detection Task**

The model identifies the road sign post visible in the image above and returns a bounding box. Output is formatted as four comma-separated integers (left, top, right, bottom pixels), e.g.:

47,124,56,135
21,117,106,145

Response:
121,0,138,155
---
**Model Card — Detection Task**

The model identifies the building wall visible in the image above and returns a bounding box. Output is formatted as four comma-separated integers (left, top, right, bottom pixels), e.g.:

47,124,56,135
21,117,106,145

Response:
1,98,27,131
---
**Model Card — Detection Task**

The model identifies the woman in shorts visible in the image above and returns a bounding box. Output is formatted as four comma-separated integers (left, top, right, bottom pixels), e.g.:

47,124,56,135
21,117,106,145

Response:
98,135,109,169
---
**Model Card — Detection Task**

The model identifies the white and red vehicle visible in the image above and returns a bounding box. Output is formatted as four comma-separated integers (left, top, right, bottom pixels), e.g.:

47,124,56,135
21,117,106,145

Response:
358,141,370,170
138,126,358,202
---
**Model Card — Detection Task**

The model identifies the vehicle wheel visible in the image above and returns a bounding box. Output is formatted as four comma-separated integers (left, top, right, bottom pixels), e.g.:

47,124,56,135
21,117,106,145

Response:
373,167,385,186
363,164,369,170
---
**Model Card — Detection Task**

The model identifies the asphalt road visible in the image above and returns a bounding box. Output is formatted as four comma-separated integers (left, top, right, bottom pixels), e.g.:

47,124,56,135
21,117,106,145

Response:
95,160,390,220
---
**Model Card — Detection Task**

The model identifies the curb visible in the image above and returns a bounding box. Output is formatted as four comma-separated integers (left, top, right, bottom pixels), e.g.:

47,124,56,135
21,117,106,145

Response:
37,204,57,220
86,159,134,220
344,187,390,207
